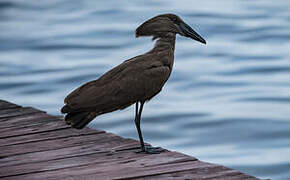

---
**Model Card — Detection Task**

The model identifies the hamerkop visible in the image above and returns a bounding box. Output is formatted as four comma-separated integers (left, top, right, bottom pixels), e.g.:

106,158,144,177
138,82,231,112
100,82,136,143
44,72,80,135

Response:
61,13,206,154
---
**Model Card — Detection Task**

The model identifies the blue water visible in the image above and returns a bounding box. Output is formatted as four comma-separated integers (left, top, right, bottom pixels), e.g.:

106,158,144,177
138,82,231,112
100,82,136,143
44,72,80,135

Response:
1,0,290,179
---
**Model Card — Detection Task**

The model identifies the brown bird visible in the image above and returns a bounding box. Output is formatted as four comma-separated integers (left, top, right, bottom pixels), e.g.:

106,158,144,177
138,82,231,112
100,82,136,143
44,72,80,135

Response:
61,13,206,154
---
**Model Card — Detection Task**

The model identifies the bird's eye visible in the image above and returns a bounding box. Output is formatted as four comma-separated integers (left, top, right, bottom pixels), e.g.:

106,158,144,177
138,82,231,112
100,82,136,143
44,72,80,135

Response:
171,17,178,24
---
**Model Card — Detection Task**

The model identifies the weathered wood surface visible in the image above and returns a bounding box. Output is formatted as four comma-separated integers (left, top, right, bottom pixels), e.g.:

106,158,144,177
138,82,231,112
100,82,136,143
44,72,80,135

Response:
0,99,260,180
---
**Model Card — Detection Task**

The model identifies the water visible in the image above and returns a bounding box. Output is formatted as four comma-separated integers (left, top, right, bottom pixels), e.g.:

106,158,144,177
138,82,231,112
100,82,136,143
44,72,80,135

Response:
1,0,290,179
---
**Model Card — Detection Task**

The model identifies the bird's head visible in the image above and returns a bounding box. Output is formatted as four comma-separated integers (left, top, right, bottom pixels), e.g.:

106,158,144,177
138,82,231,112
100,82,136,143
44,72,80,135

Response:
136,13,206,44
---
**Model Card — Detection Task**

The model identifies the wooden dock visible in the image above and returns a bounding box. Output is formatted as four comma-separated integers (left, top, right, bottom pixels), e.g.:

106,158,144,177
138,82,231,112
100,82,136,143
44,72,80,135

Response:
0,99,260,180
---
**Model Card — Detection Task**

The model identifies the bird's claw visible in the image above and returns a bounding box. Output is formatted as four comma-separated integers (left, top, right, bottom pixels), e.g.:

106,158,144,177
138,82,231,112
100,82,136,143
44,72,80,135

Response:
136,146,165,154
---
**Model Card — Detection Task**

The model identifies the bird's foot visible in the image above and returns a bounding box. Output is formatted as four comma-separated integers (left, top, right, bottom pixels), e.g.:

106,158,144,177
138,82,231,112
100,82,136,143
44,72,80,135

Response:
136,145,165,154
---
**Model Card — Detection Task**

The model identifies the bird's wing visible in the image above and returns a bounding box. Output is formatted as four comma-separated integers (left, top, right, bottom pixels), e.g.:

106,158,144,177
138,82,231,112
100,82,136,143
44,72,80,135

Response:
63,57,170,113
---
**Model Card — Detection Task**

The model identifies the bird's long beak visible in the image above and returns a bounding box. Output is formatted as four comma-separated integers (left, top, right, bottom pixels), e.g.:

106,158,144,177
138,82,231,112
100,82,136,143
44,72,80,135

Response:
179,22,206,44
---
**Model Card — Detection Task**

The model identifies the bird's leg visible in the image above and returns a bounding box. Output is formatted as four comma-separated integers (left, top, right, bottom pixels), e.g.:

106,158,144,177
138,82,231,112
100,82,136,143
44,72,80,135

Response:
135,102,145,151
134,101,165,154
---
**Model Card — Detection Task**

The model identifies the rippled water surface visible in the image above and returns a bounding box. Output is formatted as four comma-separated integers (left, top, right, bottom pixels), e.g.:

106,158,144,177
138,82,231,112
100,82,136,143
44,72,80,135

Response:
1,0,290,179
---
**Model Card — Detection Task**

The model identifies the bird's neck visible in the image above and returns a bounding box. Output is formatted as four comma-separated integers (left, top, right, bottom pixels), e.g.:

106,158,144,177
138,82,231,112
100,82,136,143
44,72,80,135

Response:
151,33,176,53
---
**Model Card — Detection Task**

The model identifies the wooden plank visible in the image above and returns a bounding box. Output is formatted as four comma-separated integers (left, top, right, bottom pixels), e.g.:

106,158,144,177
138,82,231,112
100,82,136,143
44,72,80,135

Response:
140,167,258,180
0,145,161,178
0,137,139,168
0,151,196,179
0,100,20,110
0,107,42,119
0,112,51,129
0,127,104,147
0,131,123,157
1,159,218,180
0,113,59,131
81,161,257,180
0,118,69,138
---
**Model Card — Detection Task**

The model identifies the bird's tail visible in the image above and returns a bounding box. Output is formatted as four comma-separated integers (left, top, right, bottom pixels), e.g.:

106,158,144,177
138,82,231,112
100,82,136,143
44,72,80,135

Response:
61,106,97,129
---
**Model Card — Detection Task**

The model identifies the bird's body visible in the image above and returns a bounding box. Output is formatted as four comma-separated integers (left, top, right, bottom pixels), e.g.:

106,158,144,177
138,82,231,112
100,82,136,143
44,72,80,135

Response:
62,37,175,128
61,13,206,153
